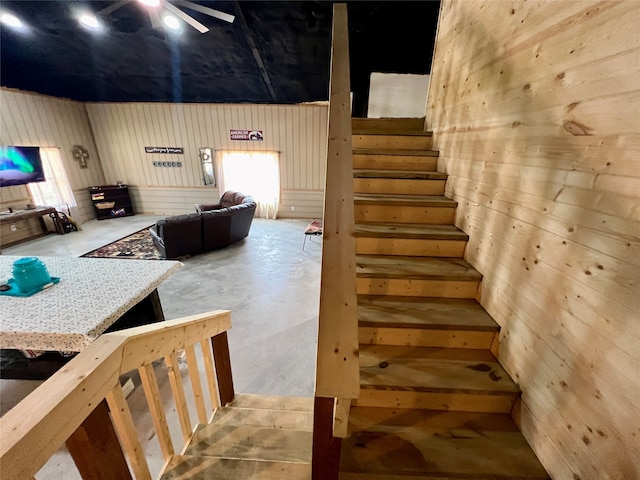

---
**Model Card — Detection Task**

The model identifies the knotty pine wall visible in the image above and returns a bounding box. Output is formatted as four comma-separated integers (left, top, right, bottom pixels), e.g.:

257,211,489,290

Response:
0,89,106,221
426,2,640,479
85,103,328,218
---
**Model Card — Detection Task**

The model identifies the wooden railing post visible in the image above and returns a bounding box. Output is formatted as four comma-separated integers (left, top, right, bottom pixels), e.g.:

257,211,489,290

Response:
313,3,359,479
212,331,235,406
65,400,132,480
312,397,343,479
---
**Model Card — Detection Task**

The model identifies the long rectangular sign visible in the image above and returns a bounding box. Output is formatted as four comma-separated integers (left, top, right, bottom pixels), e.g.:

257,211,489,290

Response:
145,146,184,154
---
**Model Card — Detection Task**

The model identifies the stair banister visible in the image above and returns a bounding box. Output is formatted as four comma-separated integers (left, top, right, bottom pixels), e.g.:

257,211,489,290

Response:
0,310,233,479
312,3,359,479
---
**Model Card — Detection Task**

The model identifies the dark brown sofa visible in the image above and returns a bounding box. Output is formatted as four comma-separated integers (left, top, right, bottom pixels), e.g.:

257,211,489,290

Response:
150,191,256,259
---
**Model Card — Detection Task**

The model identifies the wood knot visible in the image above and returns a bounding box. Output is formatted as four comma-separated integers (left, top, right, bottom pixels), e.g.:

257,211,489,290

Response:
563,120,592,136
378,361,389,369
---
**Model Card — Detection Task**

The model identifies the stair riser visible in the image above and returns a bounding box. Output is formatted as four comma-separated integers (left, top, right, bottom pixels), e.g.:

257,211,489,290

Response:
355,389,516,413
357,278,479,298
354,205,455,224
353,135,432,150
353,178,445,195
353,154,437,171
359,327,496,349
356,238,466,257
352,118,424,131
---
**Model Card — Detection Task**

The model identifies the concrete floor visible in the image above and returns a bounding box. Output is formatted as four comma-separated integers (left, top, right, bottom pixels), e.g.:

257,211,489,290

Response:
0,215,322,478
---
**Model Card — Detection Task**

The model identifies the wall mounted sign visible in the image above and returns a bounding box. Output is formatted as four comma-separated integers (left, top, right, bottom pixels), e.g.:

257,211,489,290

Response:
230,130,264,141
152,161,183,167
145,146,184,154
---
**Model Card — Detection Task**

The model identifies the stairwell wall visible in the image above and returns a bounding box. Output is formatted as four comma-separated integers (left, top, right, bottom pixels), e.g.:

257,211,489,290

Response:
426,1,640,479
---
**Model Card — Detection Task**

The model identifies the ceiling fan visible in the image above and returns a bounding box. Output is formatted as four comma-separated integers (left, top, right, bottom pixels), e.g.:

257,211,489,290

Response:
97,0,235,33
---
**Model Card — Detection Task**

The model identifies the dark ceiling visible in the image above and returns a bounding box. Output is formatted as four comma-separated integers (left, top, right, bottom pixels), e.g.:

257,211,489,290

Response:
0,1,440,107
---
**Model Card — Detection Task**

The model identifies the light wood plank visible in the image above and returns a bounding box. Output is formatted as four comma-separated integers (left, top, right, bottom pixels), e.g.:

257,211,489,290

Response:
200,339,221,409
359,326,495,349
105,385,152,480
333,397,351,438
341,407,549,479
356,237,465,257
184,424,312,463
353,178,445,196
228,393,313,412
211,407,313,431
164,353,193,443
159,455,312,480
315,1,359,400
138,363,175,459
357,296,499,331
359,345,519,394
352,133,432,150
352,117,425,131
184,344,207,424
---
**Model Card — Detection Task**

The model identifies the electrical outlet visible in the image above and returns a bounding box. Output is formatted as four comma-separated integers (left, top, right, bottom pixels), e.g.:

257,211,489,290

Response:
291,206,295,211
10,224,17,232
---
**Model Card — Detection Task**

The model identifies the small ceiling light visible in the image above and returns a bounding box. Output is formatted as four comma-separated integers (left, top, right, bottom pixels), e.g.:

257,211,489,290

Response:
1,12,23,28
138,0,161,7
79,14,100,29
163,14,180,30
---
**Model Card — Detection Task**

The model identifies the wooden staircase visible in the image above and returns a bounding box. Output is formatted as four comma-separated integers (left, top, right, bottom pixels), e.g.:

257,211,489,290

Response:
340,117,550,479
160,394,314,479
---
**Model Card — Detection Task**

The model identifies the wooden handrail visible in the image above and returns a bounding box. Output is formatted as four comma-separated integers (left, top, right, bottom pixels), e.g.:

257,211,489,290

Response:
312,3,358,479
314,2,359,402
0,310,232,479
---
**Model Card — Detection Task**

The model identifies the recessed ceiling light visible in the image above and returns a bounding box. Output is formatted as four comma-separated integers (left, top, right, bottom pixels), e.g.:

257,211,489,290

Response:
1,12,23,28
163,14,180,30
138,0,161,7
79,14,100,29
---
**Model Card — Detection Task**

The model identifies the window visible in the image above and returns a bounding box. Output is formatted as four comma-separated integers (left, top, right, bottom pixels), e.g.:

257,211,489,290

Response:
28,147,78,216
216,150,280,219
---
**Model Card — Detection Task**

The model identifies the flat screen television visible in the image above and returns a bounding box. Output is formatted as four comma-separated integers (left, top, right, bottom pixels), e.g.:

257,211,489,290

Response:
0,146,46,187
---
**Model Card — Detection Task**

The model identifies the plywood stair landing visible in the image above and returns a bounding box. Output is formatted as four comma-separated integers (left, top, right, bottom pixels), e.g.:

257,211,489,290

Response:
341,117,550,479
160,394,313,480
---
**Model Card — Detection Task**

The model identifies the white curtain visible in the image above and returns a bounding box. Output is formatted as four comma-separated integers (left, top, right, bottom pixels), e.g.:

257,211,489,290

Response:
216,150,280,219
28,147,78,217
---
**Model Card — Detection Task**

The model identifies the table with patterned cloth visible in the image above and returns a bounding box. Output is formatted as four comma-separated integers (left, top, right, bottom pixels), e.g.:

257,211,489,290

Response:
0,256,182,353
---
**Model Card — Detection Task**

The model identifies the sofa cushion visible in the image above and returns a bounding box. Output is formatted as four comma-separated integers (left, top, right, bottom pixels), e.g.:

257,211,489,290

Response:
154,213,203,259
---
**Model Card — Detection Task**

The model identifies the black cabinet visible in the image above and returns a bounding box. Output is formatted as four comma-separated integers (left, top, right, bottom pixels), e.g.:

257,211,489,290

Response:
89,185,135,220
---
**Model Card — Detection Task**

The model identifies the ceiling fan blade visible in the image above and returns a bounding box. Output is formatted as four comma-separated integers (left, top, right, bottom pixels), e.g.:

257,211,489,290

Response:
174,0,235,24
163,2,209,33
97,0,130,16
148,8,162,28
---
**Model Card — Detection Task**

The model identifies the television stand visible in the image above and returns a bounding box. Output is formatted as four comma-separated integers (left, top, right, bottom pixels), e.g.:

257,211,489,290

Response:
0,206,63,248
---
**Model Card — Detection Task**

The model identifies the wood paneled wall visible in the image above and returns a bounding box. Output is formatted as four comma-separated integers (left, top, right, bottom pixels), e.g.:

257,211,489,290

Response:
86,102,328,217
427,1,640,479
0,89,105,221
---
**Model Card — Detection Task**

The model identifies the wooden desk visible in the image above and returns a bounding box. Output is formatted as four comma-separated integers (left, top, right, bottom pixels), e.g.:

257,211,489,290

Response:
0,206,63,248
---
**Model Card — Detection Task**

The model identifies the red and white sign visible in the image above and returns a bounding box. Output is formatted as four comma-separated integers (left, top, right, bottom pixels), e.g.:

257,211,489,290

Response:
230,129,264,141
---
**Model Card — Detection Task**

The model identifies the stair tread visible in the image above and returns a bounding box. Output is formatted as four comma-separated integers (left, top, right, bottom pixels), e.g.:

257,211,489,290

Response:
358,296,498,331
227,393,313,412
356,255,482,281
353,169,446,179
359,345,519,394
211,406,313,431
340,407,549,479
353,148,438,156
353,129,433,136
185,423,312,463
355,223,468,240
160,455,311,480
354,194,456,207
